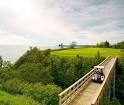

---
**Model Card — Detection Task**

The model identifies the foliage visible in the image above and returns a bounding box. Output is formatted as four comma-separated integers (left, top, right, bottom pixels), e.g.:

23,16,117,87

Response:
12,47,104,89
58,43,64,49
0,90,41,105
0,59,16,83
0,69,18,83
69,42,76,49
0,56,13,71
113,41,124,49
104,98,121,105
0,47,106,105
116,53,124,105
0,56,3,69
12,47,53,84
1,79,62,105
96,40,110,48
51,56,77,88
14,47,51,69
51,55,104,89
17,63,53,84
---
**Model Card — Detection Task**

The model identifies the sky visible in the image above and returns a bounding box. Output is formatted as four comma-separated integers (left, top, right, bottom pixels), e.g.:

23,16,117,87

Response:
0,0,124,46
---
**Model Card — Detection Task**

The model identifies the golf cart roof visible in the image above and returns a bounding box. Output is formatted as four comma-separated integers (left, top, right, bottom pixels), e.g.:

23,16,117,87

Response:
94,66,104,69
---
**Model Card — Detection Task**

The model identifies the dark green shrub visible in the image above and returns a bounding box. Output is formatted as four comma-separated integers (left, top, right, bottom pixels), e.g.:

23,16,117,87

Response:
116,54,124,105
1,79,30,94
104,98,121,105
1,79,62,105
51,55,104,89
17,63,53,84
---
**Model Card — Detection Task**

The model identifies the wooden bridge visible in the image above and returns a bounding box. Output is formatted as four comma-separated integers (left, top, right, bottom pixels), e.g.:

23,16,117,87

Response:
58,56,117,105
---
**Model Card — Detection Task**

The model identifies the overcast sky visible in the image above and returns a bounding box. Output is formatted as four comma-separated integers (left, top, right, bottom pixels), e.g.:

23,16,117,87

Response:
0,0,124,46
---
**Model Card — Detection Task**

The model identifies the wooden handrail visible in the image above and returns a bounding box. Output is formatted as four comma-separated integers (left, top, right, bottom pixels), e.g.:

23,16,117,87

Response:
58,56,112,105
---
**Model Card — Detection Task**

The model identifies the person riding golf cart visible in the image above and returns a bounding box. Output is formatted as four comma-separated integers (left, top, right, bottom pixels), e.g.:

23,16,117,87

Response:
92,66,105,83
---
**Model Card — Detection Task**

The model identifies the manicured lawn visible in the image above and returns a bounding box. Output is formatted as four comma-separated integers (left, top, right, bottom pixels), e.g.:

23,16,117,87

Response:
52,48,121,57
0,90,41,105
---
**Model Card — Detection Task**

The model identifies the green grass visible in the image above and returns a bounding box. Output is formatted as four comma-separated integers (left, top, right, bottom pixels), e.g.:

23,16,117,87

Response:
0,90,41,105
52,48,121,57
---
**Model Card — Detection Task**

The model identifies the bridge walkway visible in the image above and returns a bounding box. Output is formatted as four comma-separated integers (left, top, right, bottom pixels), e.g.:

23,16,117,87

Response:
68,58,116,105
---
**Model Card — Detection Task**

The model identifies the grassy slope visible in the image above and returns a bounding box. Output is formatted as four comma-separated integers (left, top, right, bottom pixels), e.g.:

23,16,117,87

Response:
52,48,121,57
0,90,41,105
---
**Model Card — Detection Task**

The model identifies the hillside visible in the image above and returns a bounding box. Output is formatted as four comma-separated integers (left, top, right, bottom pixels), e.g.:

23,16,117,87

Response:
0,47,123,105
52,48,121,57
0,90,41,105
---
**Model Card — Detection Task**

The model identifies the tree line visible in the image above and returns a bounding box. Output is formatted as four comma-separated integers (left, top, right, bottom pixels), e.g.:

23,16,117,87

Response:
58,40,124,49
97,40,124,49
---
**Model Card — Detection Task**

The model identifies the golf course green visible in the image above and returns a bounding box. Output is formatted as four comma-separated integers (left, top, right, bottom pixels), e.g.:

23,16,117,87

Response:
52,48,121,57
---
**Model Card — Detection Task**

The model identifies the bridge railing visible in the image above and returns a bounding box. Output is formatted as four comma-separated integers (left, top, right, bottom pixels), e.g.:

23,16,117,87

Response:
98,56,112,66
58,56,112,105
91,57,117,105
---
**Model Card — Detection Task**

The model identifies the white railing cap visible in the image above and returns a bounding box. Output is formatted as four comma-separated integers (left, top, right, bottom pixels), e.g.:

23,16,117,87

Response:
94,66,104,69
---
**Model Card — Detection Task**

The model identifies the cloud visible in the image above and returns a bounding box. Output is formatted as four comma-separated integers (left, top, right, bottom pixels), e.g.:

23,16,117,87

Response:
0,0,124,46
0,30,36,45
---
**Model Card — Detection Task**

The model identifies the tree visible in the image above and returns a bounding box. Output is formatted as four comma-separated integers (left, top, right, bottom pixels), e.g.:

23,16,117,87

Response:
114,41,124,49
104,40,110,47
0,56,13,71
17,63,53,84
0,56,3,69
69,42,76,49
58,43,64,49
104,98,121,105
116,53,124,105
14,47,51,69
96,40,110,48
95,50,100,59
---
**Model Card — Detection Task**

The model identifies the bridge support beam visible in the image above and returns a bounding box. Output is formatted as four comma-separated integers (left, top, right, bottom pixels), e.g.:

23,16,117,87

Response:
107,63,116,101
113,69,116,98
108,86,111,101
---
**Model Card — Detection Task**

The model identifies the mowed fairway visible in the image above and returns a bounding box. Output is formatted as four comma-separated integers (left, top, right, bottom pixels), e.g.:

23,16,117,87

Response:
52,48,121,57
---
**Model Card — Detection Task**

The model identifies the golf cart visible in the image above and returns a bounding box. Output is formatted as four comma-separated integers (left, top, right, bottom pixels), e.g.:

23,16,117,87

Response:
92,66,105,83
